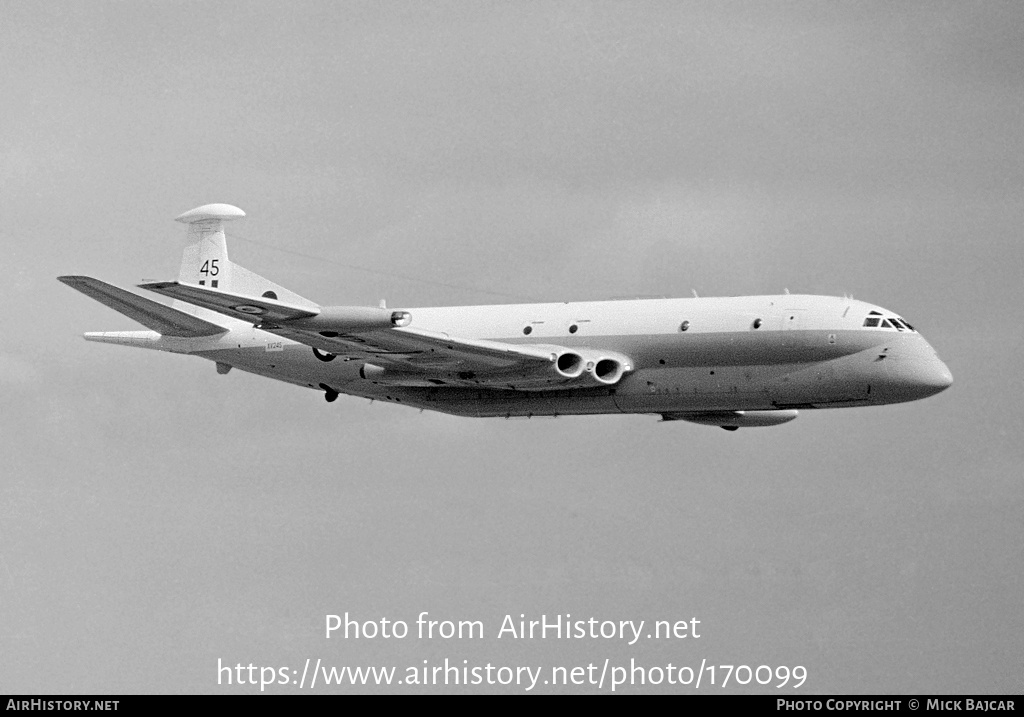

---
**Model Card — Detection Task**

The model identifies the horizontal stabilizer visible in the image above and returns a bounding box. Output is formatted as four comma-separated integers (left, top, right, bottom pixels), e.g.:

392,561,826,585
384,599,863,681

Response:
138,281,320,324
58,276,228,337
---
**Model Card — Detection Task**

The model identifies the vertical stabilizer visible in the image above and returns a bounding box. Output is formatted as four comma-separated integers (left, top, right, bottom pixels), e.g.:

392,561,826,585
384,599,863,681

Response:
175,203,245,289
172,203,318,313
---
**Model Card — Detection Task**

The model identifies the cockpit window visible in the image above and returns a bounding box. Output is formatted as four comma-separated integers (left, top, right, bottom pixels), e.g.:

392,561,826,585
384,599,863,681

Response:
863,315,916,331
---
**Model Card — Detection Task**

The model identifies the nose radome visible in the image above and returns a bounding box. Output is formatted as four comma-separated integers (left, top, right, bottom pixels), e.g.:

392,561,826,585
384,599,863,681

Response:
872,336,952,403
928,360,953,392
913,356,953,396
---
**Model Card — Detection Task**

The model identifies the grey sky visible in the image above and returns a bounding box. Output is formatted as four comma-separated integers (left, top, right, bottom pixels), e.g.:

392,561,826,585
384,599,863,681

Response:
2,1,1021,693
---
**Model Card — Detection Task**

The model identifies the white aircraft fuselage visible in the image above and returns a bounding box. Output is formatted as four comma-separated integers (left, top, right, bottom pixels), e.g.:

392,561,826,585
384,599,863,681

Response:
61,204,952,430
197,295,951,417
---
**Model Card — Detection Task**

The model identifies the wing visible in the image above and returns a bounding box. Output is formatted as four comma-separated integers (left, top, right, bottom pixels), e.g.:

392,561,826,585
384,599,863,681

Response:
136,281,635,388
292,324,557,369
59,276,228,337
138,281,563,383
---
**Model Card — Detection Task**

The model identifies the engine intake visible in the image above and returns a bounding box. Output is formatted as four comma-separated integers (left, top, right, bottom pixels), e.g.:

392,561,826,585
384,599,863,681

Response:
555,351,585,378
578,351,632,386
551,350,631,385
591,356,626,385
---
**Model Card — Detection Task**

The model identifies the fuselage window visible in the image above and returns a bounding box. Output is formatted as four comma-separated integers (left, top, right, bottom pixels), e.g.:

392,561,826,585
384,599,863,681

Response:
523,326,533,335
752,318,762,329
863,317,880,327
680,321,690,332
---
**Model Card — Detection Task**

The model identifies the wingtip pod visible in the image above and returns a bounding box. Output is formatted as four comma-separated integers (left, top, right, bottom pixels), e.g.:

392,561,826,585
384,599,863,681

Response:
174,204,245,223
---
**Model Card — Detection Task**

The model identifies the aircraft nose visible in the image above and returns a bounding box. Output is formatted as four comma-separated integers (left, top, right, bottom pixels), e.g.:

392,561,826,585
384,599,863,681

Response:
878,339,953,402
908,353,953,397
919,359,953,393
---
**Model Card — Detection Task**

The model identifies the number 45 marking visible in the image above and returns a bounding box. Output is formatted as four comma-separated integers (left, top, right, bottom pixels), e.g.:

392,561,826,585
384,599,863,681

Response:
200,259,220,276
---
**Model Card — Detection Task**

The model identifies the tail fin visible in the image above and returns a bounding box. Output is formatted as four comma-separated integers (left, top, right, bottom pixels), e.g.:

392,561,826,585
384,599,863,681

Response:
176,204,242,287
174,204,316,308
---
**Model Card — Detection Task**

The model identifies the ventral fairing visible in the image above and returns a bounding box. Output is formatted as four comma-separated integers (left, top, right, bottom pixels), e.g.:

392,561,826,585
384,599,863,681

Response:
59,204,952,430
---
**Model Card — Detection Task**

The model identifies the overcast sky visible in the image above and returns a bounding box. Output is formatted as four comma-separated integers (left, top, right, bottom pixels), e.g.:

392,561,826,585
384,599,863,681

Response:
2,1,1022,694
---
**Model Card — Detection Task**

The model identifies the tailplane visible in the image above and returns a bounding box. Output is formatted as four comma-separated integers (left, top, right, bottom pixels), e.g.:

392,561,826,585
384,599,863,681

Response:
57,276,227,337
